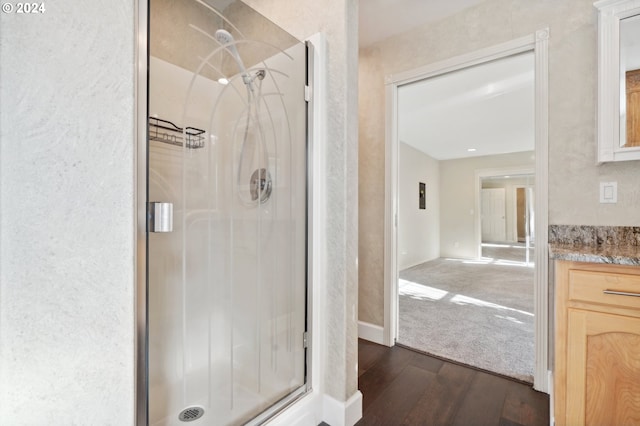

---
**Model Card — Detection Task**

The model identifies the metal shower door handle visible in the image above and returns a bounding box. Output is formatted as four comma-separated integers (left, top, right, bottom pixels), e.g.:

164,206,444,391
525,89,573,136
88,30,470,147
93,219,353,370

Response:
149,202,173,233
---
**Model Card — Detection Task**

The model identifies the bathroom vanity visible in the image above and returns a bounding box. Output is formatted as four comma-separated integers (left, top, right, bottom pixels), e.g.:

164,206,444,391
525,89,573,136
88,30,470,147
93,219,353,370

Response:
550,231,640,426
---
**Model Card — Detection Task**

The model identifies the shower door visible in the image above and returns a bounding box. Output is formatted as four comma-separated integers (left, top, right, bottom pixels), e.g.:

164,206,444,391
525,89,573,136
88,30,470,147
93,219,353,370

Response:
146,1,309,424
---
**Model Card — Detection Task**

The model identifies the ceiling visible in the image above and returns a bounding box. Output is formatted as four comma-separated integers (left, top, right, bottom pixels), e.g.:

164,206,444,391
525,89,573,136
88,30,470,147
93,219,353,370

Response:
359,0,488,47
360,0,534,161
397,51,535,161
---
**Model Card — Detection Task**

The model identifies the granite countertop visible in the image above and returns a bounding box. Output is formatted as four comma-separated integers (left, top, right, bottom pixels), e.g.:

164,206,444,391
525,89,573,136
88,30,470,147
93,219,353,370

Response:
548,225,640,265
548,243,640,265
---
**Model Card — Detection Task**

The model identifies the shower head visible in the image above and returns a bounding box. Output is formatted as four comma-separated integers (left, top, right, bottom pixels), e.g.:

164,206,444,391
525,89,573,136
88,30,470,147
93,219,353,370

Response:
215,29,247,75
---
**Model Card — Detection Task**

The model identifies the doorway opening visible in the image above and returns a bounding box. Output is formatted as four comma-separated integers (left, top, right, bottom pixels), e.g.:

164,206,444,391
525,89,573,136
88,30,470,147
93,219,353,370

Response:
385,31,550,391
477,169,535,265
481,173,535,262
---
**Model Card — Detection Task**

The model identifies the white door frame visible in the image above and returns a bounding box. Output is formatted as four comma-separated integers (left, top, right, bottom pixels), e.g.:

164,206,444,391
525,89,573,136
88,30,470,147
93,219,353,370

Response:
512,183,535,244
384,30,550,393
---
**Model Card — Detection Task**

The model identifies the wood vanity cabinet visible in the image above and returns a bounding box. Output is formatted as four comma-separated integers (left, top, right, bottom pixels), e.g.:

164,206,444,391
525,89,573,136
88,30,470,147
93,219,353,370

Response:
554,260,640,426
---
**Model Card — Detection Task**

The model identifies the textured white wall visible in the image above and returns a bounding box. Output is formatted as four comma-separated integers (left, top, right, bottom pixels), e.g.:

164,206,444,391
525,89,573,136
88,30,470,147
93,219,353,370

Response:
0,1,135,425
242,0,359,403
398,143,440,270
358,0,640,327
358,48,385,326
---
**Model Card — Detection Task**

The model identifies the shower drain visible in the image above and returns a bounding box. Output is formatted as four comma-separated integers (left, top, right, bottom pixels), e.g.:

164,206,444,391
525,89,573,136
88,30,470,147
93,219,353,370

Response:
178,406,204,422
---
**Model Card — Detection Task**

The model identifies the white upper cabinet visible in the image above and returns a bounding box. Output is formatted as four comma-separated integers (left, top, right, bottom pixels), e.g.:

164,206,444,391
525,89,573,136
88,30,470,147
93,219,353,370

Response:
596,0,640,162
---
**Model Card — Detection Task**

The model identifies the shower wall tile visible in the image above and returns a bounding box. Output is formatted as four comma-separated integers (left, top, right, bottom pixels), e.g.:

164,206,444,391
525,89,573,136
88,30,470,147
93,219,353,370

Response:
0,1,136,425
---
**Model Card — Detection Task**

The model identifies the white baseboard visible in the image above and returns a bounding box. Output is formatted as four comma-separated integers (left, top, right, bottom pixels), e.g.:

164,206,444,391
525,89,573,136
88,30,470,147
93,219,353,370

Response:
323,391,363,426
358,321,384,345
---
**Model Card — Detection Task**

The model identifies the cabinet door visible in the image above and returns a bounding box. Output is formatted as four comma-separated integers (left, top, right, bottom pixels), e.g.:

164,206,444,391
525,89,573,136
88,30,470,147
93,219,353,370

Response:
566,308,640,426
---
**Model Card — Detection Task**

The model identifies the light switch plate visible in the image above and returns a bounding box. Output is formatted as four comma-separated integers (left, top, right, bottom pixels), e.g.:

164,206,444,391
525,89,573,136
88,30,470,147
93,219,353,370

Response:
599,181,617,203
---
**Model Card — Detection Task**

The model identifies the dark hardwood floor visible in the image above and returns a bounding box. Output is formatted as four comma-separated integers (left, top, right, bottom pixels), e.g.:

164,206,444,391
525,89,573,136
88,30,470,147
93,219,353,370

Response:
356,339,549,426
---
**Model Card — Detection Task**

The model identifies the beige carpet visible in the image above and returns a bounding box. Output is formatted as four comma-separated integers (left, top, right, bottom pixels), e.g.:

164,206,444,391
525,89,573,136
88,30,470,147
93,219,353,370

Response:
397,243,535,382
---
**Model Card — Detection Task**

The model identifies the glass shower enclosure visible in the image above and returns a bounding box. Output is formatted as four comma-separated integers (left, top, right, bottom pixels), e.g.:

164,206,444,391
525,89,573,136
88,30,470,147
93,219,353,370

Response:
144,1,310,424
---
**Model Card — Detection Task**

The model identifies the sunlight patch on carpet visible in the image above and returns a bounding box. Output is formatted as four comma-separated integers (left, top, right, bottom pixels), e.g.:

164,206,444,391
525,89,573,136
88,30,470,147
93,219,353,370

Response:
444,257,534,268
495,314,525,324
482,243,530,249
399,279,448,301
449,294,534,316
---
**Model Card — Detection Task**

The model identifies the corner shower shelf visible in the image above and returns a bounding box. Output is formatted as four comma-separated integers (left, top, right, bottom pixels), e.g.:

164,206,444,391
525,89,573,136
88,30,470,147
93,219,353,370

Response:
149,117,205,149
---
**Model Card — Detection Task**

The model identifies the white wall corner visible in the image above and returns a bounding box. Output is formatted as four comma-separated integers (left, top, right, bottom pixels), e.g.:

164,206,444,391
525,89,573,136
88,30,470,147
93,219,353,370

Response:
358,321,385,345
323,391,363,426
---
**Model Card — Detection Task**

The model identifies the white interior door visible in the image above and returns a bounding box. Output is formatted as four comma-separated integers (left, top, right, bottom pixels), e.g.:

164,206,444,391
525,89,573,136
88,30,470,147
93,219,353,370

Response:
481,188,506,242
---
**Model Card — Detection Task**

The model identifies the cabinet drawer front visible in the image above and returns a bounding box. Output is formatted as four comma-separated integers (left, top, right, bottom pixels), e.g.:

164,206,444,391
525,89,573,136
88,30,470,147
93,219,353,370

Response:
569,270,640,310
